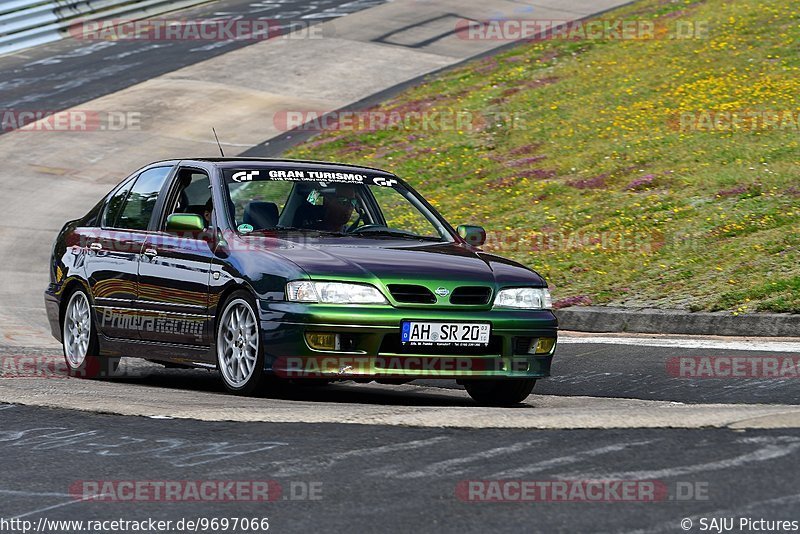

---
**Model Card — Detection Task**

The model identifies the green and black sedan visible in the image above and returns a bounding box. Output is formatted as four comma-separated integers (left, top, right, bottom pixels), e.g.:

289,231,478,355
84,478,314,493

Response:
45,158,557,405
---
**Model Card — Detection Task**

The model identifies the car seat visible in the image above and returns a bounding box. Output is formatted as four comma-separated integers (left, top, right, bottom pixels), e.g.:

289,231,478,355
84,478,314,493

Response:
243,201,279,230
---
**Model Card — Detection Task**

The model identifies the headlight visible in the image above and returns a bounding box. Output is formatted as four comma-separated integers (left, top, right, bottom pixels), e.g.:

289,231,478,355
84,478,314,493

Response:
493,287,552,309
286,281,388,304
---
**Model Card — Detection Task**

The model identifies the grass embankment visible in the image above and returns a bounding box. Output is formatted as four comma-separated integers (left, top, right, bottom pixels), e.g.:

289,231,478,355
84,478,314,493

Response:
287,0,800,313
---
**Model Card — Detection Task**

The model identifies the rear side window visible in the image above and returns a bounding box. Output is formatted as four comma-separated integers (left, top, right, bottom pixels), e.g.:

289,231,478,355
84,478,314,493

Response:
113,167,171,230
102,180,133,228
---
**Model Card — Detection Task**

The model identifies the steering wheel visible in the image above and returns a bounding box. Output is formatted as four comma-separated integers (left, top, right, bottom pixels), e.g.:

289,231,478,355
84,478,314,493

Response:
345,203,368,233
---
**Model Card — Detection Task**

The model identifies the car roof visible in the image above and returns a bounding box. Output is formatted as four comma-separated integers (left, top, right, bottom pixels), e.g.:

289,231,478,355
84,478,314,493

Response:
149,157,398,177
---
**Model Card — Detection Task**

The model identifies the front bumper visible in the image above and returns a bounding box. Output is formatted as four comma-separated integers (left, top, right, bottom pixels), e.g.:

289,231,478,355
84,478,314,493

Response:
258,302,558,380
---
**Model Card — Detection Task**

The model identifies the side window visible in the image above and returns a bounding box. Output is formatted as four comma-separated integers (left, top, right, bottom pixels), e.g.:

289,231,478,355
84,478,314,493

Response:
102,179,134,228
164,169,212,229
114,167,171,230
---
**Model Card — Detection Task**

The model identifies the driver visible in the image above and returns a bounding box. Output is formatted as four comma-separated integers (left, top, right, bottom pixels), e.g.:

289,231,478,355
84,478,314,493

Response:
203,198,213,229
316,184,357,232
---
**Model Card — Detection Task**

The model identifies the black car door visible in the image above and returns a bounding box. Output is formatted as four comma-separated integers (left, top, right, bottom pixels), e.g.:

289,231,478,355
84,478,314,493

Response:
137,166,216,348
85,165,173,340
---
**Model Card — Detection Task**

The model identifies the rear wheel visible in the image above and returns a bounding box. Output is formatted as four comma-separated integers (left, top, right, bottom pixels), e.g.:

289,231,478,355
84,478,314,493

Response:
216,291,265,395
464,378,536,406
62,288,119,378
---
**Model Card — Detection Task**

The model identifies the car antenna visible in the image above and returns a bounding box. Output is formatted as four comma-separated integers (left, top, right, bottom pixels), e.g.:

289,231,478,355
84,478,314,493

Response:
212,127,225,157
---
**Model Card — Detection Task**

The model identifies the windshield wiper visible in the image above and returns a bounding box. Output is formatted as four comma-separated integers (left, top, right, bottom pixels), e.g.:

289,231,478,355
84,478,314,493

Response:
350,229,441,241
249,226,345,236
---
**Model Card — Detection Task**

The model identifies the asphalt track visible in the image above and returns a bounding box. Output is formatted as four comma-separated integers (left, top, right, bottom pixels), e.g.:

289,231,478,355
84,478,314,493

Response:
0,0,386,122
2,336,800,429
2,334,800,533
1,403,800,533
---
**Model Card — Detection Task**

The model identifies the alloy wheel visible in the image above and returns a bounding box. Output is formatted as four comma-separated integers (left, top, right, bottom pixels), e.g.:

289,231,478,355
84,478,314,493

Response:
217,298,259,388
64,291,92,369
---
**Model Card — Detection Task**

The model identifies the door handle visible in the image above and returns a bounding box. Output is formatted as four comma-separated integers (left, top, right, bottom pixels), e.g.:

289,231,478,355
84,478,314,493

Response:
89,243,102,251
144,248,158,257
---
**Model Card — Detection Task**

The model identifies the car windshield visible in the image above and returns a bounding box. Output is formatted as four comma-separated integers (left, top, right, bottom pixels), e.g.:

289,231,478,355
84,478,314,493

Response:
222,167,451,242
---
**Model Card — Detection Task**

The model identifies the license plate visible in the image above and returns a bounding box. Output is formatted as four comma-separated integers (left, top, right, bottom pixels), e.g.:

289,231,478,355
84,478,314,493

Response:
401,321,491,346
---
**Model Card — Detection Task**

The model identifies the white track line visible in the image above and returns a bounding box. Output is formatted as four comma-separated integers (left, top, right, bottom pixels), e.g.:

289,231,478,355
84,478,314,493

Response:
0,489,71,497
559,335,800,352
556,436,800,480
210,436,450,477
386,440,543,479
489,440,655,479
11,493,110,520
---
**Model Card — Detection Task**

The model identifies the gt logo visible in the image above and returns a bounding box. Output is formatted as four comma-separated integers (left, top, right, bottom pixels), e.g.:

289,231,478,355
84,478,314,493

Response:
373,177,397,187
232,170,259,182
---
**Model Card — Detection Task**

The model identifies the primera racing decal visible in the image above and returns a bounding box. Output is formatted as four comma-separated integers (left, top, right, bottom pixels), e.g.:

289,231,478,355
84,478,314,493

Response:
99,309,203,339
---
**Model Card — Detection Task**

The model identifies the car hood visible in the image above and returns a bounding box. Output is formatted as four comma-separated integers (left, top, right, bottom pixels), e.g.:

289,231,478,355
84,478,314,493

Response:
239,236,546,287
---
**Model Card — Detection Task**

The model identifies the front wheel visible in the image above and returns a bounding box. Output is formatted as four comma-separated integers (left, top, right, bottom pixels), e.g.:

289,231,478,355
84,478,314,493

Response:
216,291,265,395
463,378,536,406
62,288,119,378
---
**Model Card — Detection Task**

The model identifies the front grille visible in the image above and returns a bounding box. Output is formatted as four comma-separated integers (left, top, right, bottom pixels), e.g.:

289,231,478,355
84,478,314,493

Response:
450,286,492,305
388,284,436,304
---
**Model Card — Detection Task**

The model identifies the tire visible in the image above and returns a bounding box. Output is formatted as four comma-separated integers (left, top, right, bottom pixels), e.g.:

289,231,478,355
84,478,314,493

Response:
216,290,265,395
464,378,537,406
62,288,119,379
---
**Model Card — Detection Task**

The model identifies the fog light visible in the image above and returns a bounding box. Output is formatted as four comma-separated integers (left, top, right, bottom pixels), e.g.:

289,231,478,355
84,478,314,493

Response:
305,332,339,351
533,338,556,354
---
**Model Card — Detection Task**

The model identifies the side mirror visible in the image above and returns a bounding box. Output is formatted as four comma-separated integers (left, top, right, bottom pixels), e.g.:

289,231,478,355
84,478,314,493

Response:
166,213,205,233
457,224,486,247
